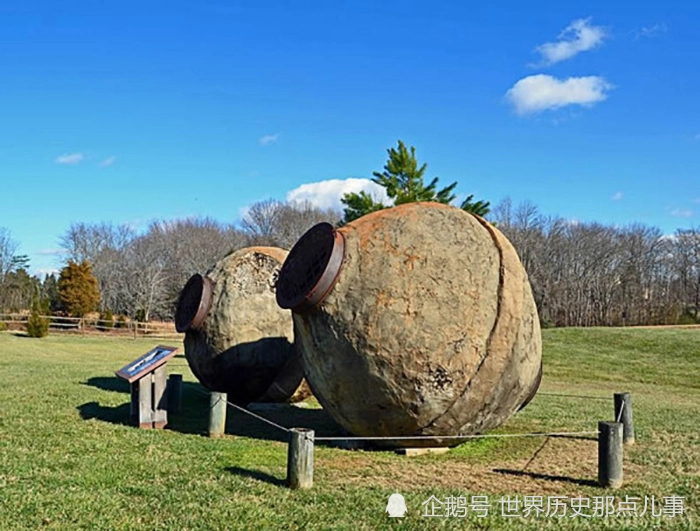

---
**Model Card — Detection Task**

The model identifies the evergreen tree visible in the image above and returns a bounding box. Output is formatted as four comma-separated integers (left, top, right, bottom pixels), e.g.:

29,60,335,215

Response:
459,194,491,218
57,260,101,317
41,274,63,313
341,140,490,223
0,268,40,312
101,309,115,330
26,297,49,338
339,191,387,225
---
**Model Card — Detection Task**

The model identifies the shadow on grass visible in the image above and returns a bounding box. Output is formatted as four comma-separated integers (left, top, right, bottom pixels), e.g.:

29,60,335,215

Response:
226,466,286,487
78,379,211,435
493,468,599,487
78,402,132,427
224,404,352,446
84,376,130,393
77,378,351,444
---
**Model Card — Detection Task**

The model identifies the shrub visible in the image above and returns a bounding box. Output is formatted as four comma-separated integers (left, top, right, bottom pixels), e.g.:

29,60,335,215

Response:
99,310,115,331
26,310,49,338
0,321,7,332
677,313,697,325
116,315,128,329
539,317,554,329
135,309,147,323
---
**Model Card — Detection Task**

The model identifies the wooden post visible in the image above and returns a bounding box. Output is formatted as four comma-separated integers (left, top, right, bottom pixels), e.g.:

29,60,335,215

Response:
129,382,139,424
287,428,314,489
208,392,227,438
138,373,154,429
614,392,635,445
168,374,183,414
598,421,623,488
153,365,168,429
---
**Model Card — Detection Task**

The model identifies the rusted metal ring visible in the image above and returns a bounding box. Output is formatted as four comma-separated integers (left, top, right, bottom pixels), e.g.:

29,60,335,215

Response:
175,274,213,332
275,222,345,313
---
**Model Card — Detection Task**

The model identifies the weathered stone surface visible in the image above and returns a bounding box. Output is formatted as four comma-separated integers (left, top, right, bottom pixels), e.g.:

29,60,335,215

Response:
288,203,541,447
182,247,311,405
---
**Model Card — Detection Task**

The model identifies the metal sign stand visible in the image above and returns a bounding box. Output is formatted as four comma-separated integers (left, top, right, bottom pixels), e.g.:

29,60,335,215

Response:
115,345,179,429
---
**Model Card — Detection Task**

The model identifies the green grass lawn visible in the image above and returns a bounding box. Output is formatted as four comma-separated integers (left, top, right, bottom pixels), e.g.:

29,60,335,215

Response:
0,328,697,530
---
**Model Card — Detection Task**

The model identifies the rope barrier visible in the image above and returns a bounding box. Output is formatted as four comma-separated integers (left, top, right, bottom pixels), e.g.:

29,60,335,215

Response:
224,398,291,434
537,392,610,401
313,430,599,442
188,386,604,443
191,386,291,434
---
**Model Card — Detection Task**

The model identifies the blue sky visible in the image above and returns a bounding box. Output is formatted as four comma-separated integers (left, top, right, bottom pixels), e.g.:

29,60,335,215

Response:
1,1,698,275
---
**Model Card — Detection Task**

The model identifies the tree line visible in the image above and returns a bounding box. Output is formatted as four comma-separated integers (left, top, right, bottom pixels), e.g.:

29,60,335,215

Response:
491,199,700,326
0,200,342,323
1,140,698,327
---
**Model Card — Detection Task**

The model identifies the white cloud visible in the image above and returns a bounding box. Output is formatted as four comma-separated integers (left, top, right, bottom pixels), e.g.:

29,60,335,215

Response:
259,133,280,146
37,248,68,256
34,268,60,278
671,208,694,218
611,192,623,201
506,74,613,115
55,153,84,165
286,178,390,211
535,18,607,65
100,156,116,167
634,23,668,39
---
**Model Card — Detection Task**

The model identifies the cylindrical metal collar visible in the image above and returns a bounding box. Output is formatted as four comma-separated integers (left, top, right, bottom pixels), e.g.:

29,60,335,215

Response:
175,273,213,332
275,222,345,313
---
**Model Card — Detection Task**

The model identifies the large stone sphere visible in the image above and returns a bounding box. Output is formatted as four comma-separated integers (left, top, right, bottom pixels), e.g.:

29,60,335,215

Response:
175,247,310,405
276,203,541,446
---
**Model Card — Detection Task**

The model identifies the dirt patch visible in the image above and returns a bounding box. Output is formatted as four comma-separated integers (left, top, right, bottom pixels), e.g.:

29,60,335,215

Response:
318,436,644,496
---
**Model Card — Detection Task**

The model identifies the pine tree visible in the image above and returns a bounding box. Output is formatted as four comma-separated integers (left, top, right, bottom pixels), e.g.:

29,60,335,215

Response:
459,194,491,218
26,297,49,338
57,260,101,317
373,141,457,206
42,273,63,313
341,140,490,223
339,190,387,225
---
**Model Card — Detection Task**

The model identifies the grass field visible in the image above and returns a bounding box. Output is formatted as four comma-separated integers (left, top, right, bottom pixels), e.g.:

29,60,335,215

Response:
0,328,697,530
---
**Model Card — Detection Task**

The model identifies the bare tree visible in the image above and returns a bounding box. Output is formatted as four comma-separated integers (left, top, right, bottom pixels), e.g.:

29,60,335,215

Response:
673,227,700,319
492,199,682,327
274,200,342,249
148,217,246,285
60,222,136,314
0,227,20,279
144,217,247,318
240,199,285,246
60,222,134,264
241,199,341,249
118,233,170,321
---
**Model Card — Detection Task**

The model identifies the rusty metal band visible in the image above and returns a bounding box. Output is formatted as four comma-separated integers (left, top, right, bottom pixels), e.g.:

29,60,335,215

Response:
275,222,345,312
292,229,345,313
175,274,213,332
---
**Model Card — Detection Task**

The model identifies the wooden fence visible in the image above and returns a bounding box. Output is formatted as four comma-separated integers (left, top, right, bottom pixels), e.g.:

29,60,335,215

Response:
0,313,181,339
